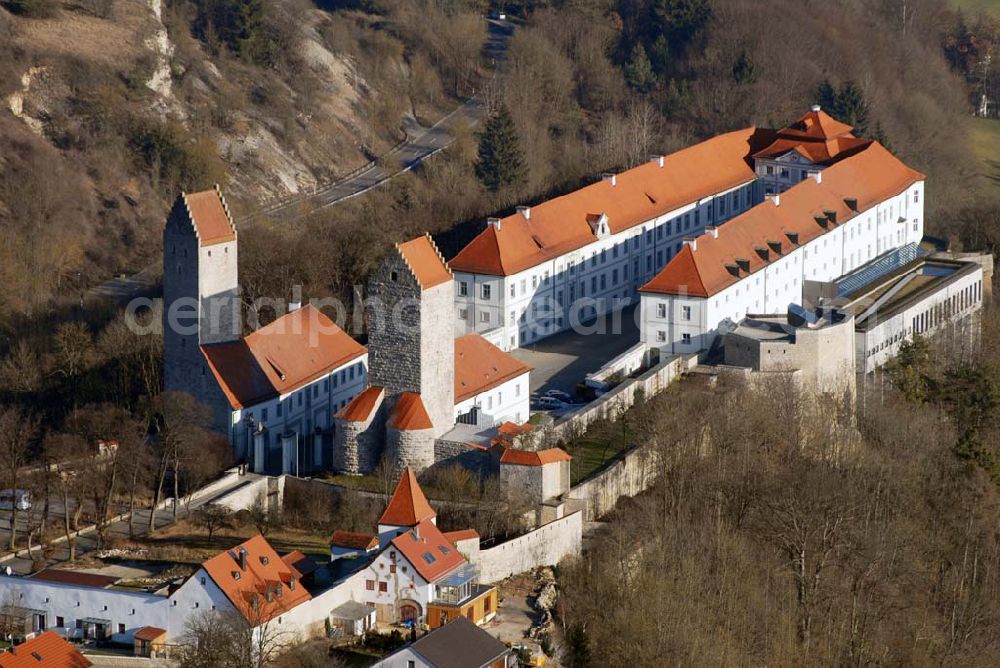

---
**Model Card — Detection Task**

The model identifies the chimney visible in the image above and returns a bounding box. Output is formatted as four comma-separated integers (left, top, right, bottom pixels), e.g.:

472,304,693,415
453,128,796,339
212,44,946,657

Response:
516,206,530,220
487,217,501,231
602,173,617,187
807,170,822,184
705,226,719,239
765,193,780,207
288,301,301,312
412,525,420,541
289,576,296,591
811,104,821,112
650,155,665,168
683,237,698,252
238,548,247,571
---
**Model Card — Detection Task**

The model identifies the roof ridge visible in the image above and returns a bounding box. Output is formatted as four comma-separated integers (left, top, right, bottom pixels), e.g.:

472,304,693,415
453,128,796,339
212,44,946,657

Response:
424,232,452,278
214,183,238,239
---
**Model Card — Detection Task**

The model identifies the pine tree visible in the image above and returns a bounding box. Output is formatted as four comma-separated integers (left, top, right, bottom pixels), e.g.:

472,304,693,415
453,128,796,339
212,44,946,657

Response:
654,0,712,53
624,44,656,94
475,105,527,192
650,34,672,75
815,79,836,111
833,80,870,137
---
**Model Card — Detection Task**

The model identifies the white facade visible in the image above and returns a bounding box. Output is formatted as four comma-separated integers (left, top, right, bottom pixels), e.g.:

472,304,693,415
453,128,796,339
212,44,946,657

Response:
854,263,984,374
454,181,758,351
454,372,531,427
641,181,925,355
356,546,434,621
231,356,368,469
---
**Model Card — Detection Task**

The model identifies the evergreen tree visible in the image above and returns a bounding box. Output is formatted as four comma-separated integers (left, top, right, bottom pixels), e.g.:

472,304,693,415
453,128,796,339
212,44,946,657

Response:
654,0,712,54
815,79,836,111
731,50,756,84
475,105,527,192
624,43,656,94
833,80,870,136
650,34,672,75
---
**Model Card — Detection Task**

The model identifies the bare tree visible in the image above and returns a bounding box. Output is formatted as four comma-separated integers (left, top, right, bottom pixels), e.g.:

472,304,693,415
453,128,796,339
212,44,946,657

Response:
192,504,235,541
0,407,38,551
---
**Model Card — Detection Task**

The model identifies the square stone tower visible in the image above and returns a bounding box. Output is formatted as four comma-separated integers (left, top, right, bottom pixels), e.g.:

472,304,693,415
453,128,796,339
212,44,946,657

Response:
366,235,455,437
162,187,240,413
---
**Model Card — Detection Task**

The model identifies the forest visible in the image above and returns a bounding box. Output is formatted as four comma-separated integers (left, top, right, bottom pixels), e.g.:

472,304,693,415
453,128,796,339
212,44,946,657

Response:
556,313,1000,665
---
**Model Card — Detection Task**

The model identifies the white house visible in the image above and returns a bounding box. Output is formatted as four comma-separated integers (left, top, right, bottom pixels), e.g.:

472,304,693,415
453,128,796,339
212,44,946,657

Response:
449,128,763,351
453,334,531,427
639,110,925,356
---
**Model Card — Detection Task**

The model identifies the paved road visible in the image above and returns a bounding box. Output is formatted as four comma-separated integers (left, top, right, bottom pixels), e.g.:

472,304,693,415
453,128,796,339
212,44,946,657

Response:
89,18,514,303
1,472,260,574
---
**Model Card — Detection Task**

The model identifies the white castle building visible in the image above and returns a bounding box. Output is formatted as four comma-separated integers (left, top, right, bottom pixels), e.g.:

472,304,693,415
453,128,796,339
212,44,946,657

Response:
638,109,925,356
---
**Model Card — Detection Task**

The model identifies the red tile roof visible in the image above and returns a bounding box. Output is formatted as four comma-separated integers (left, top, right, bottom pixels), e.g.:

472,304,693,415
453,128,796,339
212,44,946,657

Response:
641,142,925,299
752,109,868,165
449,128,760,276
378,467,436,527
499,447,572,466
497,421,533,436
454,335,532,402
387,392,434,431
29,569,118,588
329,530,379,551
181,188,236,247
336,386,384,422
391,519,466,583
132,627,166,642
397,235,452,290
443,529,480,544
773,108,854,141
202,305,367,409
200,535,312,625
0,631,91,668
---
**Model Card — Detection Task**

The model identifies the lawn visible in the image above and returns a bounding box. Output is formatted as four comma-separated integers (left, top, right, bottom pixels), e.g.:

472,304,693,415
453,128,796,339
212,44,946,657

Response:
970,117,1000,203
125,520,332,563
561,412,642,485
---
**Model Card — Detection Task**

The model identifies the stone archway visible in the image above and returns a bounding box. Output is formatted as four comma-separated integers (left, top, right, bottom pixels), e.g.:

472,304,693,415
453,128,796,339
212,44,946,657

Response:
398,600,422,624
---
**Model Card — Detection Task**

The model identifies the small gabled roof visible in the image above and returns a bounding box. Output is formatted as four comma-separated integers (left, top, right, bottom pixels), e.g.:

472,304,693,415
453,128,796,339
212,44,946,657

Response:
443,529,480,544
378,467,436,527
387,392,434,431
397,235,452,290
408,617,509,668
329,530,379,551
133,627,166,642
336,386,384,422
776,107,855,141
29,569,118,589
454,334,532,402
499,447,572,467
390,519,466,583
280,551,317,577
0,631,91,668
176,187,237,247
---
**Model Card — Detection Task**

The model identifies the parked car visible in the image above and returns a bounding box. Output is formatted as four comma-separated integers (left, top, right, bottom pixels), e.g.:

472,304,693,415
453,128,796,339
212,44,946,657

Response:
0,489,31,511
543,389,575,403
533,396,568,410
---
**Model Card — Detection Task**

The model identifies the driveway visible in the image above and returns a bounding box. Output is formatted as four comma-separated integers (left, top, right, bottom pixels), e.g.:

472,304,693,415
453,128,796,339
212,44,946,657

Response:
511,305,641,397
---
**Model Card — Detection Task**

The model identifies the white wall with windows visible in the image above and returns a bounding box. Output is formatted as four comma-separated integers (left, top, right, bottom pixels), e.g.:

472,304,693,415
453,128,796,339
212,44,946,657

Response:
641,181,925,355
454,181,759,351
453,372,530,427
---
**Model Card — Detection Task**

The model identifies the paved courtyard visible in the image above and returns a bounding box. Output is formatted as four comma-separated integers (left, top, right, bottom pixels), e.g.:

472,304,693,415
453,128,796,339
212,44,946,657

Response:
510,304,640,396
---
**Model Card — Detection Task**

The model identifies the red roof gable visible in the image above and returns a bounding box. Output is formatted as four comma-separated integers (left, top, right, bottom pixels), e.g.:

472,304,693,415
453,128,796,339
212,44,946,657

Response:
391,519,467,583
200,535,311,625
455,335,532,402
499,447,572,466
329,530,379,551
449,128,760,276
133,627,166,642
202,305,367,409
180,188,236,247
378,467,436,527
397,235,452,290
0,631,91,668
641,142,925,299
387,392,434,431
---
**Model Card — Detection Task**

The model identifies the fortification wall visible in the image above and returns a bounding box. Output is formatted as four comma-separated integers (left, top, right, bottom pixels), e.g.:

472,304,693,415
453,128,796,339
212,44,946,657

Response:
473,512,583,584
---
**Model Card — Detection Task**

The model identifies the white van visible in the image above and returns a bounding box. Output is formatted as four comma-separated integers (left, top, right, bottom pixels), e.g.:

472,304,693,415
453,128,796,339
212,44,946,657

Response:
0,489,31,511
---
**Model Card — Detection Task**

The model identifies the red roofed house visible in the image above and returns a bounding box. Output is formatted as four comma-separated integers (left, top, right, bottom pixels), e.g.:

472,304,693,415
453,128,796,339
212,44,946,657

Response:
334,235,533,475
355,470,497,628
162,188,369,474
450,128,765,352
496,446,571,506
329,531,379,561
639,107,925,356
0,631,91,668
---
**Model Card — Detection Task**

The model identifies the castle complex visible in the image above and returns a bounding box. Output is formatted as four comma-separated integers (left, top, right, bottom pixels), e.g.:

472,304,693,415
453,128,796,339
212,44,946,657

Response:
162,106,986,476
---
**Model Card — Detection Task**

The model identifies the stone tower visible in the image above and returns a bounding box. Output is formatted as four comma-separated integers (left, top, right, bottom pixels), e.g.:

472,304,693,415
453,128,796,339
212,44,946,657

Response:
366,235,455,435
162,187,240,418
335,234,454,474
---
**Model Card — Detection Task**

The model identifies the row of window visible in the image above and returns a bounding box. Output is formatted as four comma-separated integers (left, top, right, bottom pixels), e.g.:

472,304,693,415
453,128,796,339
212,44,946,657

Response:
244,364,365,424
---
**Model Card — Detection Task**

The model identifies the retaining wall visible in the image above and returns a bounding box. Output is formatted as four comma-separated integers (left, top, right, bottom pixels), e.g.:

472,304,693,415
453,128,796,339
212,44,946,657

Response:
473,511,583,584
